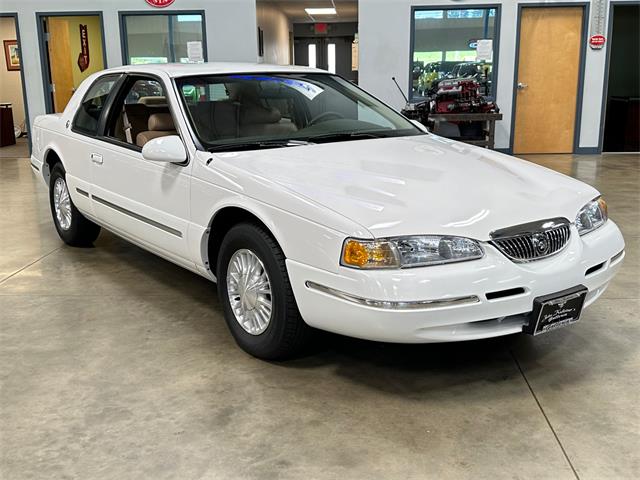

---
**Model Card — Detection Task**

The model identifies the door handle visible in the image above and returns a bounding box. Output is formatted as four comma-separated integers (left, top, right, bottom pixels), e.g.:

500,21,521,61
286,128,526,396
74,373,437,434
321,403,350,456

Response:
90,153,103,165
517,82,528,90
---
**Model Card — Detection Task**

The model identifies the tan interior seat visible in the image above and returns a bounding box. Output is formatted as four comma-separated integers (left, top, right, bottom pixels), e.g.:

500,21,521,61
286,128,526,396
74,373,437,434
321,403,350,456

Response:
136,113,177,147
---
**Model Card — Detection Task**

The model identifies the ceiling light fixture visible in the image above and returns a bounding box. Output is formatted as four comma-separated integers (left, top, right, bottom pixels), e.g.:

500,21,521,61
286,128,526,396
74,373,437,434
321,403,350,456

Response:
305,8,337,15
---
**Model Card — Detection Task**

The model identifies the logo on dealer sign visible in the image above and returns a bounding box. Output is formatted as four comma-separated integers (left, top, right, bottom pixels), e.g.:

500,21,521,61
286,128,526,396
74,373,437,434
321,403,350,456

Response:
145,0,175,7
589,34,606,50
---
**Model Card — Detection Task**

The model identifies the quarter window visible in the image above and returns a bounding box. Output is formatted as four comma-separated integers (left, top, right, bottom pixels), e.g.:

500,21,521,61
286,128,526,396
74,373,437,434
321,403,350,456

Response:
73,75,120,135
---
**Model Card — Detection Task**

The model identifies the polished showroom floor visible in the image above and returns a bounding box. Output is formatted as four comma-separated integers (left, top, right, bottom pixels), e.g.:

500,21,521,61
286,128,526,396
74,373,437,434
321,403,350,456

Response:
1,147,638,479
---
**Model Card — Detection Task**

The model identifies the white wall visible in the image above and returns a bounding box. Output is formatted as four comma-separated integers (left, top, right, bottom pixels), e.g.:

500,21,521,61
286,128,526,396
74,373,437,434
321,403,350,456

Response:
359,0,636,152
0,0,258,130
0,16,25,129
256,1,291,65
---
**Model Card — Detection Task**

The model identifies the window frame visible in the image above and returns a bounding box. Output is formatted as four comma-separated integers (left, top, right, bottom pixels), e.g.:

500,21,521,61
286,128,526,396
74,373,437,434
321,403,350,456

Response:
71,73,124,137
118,10,208,65
409,4,501,101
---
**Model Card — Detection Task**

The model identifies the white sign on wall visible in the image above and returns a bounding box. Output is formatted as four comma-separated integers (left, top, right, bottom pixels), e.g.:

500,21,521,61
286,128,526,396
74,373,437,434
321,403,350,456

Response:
475,39,493,62
187,41,204,63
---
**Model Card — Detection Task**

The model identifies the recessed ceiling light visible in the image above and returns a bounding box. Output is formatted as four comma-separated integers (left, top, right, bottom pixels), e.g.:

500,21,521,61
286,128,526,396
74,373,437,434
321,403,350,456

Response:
305,8,337,15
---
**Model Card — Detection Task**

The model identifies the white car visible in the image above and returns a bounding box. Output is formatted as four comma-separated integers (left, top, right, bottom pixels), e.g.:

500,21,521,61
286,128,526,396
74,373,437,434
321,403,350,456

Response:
31,63,625,359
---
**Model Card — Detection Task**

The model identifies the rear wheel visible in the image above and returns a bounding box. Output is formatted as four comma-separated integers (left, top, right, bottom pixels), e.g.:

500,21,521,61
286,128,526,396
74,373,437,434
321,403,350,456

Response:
49,163,101,246
217,222,312,360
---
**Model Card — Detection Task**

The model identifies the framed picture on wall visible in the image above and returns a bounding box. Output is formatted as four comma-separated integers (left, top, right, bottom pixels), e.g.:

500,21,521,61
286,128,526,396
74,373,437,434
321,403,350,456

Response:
3,40,20,71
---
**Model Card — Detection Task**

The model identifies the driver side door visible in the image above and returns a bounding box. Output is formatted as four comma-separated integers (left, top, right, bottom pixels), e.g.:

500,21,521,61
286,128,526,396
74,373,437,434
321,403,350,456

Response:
89,74,193,267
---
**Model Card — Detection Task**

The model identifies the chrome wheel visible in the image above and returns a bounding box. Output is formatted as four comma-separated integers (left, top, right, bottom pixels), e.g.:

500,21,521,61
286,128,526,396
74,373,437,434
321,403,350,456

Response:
226,249,273,335
53,177,72,231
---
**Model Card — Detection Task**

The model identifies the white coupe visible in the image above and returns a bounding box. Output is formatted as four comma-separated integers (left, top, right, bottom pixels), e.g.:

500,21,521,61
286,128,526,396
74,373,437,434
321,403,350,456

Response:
31,63,625,359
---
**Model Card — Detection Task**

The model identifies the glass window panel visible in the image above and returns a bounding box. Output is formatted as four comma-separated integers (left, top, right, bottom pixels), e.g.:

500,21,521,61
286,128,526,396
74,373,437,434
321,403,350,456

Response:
171,14,204,64
124,13,204,64
410,7,498,99
308,44,317,68
125,15,170,65
73,75,120,135
328,43,336,74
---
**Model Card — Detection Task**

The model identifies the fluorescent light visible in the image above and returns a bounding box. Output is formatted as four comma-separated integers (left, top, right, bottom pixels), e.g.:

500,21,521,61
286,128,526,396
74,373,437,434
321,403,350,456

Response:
305,8,337,15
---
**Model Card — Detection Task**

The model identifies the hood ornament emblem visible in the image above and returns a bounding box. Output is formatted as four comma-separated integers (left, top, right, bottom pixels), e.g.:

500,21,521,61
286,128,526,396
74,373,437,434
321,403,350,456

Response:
531,233,549,256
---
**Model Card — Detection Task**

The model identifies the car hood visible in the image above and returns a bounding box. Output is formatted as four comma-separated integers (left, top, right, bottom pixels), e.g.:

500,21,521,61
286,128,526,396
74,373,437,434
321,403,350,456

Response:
214,135,599,240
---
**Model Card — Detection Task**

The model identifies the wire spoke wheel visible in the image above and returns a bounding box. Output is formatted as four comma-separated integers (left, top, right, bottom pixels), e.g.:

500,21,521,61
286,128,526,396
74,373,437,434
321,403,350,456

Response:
226,249,273,335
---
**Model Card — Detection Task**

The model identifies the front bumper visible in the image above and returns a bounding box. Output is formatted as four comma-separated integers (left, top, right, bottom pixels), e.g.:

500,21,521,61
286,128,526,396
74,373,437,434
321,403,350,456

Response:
287,221,625,343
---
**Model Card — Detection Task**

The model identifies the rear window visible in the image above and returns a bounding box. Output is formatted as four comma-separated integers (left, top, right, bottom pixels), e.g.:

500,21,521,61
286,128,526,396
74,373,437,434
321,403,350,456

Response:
73,75,120,136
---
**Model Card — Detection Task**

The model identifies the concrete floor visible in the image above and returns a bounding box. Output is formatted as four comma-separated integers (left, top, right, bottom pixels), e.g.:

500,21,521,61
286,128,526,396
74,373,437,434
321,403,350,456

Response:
1,148,638,480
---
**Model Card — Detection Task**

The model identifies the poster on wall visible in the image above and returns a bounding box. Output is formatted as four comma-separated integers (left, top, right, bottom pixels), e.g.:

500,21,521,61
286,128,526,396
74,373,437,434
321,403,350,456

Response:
187,41,203,63
3,40,20,71
476,39,493,62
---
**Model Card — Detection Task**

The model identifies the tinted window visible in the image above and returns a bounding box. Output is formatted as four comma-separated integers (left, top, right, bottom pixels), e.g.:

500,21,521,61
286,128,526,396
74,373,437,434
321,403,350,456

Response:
74,75,120,135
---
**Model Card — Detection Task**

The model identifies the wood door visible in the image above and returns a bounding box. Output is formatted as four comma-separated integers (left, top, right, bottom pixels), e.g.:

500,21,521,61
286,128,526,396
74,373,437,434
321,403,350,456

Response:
513,7,583,154
47,18,74,113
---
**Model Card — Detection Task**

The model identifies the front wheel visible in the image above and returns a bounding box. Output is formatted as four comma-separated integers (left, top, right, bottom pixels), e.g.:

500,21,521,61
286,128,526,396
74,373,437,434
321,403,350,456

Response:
217,223,312,360
49,163,101,247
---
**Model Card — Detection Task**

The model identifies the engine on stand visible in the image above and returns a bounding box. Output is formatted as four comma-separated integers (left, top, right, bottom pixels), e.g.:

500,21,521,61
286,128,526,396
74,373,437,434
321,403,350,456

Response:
433,78,497,114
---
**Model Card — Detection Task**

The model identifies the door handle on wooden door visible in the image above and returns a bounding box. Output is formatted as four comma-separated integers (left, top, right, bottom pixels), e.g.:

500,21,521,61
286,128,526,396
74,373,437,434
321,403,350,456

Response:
517,82,528,90
90,153,103,165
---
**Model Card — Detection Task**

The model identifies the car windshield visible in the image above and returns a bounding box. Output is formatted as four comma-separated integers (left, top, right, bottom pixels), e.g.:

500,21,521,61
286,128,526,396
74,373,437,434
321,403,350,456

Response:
174,73,422,151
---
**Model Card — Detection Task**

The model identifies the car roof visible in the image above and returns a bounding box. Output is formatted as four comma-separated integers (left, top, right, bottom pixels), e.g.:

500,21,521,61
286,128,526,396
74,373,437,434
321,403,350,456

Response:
102,62,326,78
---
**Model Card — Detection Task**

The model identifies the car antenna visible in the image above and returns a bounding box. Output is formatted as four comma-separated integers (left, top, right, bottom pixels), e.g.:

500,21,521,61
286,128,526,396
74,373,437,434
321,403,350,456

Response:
391,76,409,105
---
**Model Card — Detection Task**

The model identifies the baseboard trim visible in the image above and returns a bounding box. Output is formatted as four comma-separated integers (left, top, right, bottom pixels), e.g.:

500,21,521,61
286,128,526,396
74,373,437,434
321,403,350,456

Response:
574,147,601,155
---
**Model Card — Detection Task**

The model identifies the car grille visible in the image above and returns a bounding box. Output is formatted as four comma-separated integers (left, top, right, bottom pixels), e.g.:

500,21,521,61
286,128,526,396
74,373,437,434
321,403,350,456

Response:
490,218,571,262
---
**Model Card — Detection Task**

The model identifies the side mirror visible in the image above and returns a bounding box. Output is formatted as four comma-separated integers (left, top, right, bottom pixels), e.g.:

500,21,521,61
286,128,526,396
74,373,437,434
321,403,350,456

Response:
411,119,429,133
141,135,187,163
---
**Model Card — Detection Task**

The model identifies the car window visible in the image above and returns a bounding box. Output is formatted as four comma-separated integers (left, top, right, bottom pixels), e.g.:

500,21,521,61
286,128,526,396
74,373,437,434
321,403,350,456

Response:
73,75,120,136
175,73,421,150
105,77,178,149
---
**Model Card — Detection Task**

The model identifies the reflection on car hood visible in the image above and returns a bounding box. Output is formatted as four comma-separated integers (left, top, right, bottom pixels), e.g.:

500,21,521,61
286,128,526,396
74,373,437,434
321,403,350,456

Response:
216,135,599,240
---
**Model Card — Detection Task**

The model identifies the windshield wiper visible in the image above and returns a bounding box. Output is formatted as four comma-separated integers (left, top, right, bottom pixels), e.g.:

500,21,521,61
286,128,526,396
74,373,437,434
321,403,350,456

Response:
208,139,313,152
300,131,388,144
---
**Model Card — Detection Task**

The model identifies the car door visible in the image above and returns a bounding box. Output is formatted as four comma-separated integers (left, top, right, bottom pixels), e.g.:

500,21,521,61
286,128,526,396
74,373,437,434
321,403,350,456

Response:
64,73,123,220
88,73,193,267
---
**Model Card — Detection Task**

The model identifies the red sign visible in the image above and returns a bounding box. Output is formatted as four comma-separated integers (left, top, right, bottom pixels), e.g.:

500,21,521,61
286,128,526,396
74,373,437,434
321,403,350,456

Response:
77,24,90,72
145,0,175,7
314,23,328,34
589,34,606,50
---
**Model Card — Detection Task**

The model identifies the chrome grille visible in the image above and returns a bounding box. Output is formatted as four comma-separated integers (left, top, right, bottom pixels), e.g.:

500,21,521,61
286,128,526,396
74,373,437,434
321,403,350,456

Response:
490,218,571,262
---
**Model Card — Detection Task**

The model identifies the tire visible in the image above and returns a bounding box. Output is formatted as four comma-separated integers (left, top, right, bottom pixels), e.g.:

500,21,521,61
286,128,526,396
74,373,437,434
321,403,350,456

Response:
49,163,101,247
217,222,312,360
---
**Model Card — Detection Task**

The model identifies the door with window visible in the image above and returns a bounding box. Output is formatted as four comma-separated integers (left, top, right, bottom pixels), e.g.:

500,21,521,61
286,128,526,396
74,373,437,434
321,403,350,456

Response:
89,75,192,264
66,74,121,217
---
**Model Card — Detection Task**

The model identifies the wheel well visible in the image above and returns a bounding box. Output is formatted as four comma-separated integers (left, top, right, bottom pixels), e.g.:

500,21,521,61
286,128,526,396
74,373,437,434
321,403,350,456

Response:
207,207,276,274
43,149,62,186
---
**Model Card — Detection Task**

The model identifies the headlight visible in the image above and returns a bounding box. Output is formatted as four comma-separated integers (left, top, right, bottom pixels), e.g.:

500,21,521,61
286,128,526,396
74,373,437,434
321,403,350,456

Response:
576,197,608,236
341,235,484,269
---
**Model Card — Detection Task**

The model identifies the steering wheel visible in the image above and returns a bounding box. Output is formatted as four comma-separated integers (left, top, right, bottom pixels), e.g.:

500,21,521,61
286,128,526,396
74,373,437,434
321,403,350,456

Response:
308,111,344,126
